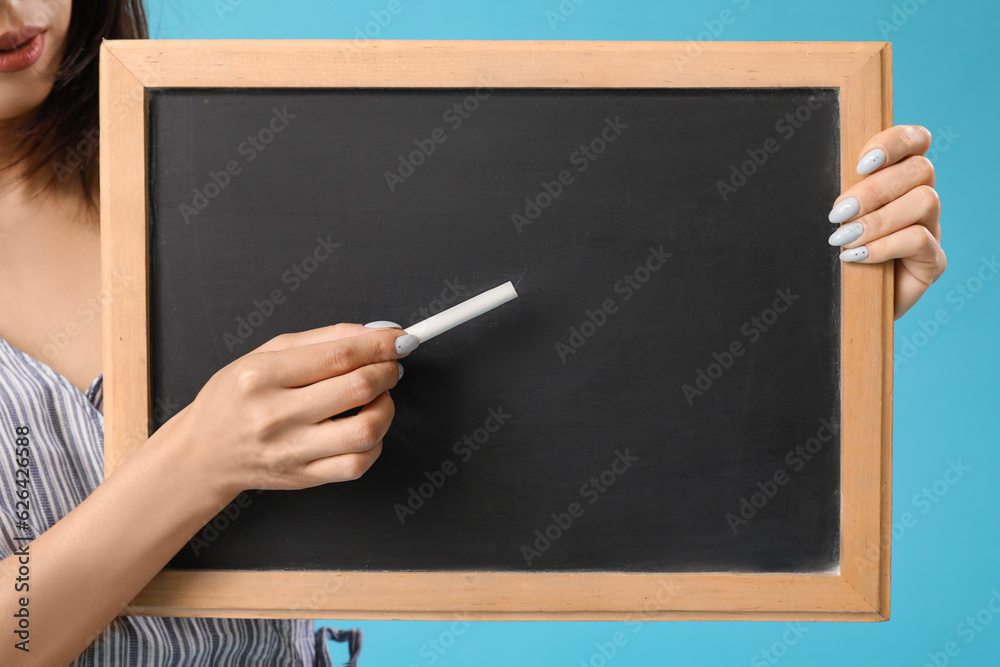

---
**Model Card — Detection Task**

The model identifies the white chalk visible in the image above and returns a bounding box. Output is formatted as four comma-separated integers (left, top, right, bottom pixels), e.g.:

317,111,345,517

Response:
405,281,518,343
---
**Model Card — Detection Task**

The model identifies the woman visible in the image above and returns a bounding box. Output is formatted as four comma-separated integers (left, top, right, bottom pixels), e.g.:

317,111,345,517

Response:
1,3,413,664
0,0,945,665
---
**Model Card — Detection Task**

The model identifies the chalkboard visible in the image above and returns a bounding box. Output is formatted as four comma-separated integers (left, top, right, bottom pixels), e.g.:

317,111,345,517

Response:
101,40,893,620
147,86,841,573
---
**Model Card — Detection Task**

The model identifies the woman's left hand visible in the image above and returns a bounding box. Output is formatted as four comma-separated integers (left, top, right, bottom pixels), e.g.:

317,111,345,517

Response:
827,124,946,319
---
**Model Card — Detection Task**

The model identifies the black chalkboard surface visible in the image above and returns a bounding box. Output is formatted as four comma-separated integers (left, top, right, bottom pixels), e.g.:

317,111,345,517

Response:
147,87,841,574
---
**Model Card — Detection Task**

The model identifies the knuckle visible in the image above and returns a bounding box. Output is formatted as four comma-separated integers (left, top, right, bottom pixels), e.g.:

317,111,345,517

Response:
341,453,371,481
351,414,382,449
903,124,932,149
270,332,293,348
893,224,935,261
871,172,906,205
936,248,948,278
324,344,354,375
915,185,941,215
860,206,886,233
371,332,396,360
331,322,359,336
232,358,268,395
915,223,937,247
349,371,378,403
907,155,935,184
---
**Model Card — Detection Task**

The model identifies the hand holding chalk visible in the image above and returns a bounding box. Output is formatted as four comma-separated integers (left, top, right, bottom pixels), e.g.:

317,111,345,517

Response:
366,281,518,353
407,281,518,342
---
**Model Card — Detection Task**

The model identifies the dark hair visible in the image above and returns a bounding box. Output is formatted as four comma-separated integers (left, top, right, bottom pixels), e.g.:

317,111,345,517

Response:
3,0,147,204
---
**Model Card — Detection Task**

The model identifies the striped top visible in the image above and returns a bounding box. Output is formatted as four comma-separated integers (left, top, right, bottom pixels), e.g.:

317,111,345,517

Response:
0,335,357,665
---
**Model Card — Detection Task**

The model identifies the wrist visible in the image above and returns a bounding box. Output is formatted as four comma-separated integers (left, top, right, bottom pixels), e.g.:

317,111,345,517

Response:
143,411,240,514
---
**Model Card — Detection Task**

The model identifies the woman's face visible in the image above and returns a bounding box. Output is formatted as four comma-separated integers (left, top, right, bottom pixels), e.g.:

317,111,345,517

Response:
0,0,71,124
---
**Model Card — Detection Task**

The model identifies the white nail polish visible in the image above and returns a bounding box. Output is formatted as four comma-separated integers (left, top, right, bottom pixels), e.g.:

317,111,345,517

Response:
828,222,864,246
828,197,860,224
856,149,886,175
839,246,869,262
394,335,420,355
364,320,401,329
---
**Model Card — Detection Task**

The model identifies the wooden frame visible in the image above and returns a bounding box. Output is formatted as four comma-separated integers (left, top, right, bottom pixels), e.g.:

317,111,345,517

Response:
100,40,893,621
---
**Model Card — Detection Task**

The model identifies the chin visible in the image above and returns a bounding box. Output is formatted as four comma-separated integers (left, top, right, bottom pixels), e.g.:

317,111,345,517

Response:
0,82,54,123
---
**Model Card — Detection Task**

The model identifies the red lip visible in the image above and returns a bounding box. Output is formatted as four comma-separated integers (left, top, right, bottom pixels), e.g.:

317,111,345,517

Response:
0,27,46,73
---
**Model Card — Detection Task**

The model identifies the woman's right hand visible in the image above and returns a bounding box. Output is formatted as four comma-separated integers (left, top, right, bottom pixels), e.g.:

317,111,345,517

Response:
158,323,414,503
0,322,413,666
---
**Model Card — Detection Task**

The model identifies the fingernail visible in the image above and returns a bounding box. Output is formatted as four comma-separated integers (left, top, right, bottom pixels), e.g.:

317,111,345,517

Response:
394,334,420,355
828,197,860,224
396,362,404,380
839,246,869,262
364,320,401,329
828,222,864,246
856,149,886,175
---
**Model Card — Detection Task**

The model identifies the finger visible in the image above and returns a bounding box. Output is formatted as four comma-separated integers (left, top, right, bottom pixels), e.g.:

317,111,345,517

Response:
895,250,947,320
838,223,946,288
301,439,384,486
252,322,371,354
850,222,947,320
292,358,401,423
856,125,932,175
828,155,935,224
262,329,411,388
831,184,941,252
292,392,395,464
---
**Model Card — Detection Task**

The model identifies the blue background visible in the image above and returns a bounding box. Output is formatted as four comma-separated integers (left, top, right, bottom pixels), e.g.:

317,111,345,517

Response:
144,1,998,664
